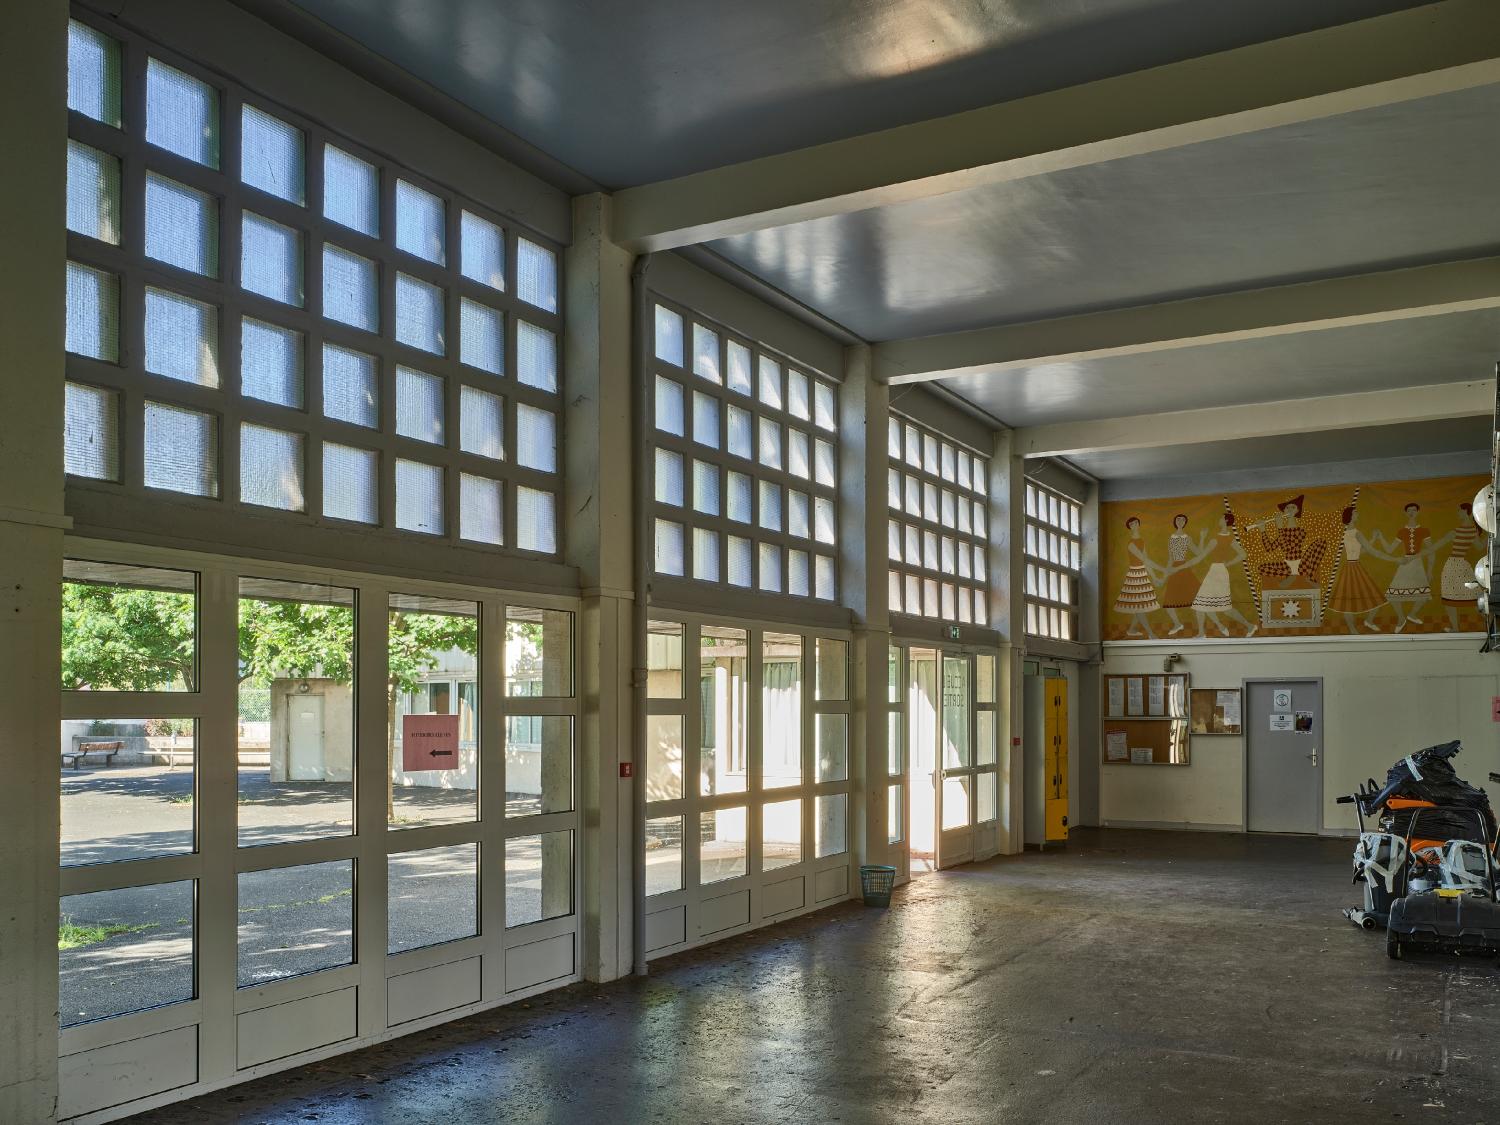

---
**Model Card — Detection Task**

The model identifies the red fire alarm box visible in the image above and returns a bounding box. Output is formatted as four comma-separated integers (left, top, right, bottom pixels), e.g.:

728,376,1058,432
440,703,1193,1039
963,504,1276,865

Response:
620,762,634,778
402,714,460,771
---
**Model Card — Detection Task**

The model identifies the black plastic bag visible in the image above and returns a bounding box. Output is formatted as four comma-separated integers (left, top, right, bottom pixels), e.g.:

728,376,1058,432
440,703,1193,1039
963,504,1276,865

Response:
1359,740,1496,843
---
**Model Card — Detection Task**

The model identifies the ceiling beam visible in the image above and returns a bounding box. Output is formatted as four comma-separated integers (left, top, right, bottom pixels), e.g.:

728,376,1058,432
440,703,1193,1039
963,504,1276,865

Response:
875,257,1500,385
612,0,1500,252
1014,381,1492,458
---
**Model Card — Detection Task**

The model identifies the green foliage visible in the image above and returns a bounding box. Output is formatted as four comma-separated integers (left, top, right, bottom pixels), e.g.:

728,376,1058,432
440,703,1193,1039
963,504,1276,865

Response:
58,917,157,950
61,583,195,691
388,612,479,695
237,600,355,686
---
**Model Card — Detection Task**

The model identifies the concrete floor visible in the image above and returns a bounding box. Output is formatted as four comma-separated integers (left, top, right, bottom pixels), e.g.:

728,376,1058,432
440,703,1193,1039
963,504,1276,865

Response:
131,829,1500,1123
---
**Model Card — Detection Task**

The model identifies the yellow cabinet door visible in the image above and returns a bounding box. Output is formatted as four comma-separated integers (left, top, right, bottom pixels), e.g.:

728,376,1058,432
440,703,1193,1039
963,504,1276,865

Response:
1044,679,1069,841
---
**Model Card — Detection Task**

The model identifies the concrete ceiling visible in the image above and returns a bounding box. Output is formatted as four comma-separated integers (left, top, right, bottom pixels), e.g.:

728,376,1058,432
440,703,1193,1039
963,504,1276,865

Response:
709,84,1500,341
941,308,1500,429
279,0,1433,189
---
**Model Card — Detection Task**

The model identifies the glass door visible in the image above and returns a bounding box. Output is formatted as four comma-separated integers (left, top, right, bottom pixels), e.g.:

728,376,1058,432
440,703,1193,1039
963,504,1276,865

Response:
936,652,975,869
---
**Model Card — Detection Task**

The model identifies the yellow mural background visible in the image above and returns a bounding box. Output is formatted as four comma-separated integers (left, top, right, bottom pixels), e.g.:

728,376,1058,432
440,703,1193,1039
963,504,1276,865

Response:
1101,474,1489,640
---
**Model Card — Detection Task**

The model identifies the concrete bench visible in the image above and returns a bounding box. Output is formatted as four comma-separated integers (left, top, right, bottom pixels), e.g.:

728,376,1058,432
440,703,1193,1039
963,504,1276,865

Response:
62,740,124,769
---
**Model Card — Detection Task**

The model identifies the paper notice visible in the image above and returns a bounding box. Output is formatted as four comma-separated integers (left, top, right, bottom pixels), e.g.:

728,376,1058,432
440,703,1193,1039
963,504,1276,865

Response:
1147,676,1165,717
1269,713,1294,732
1108,678,1125,717
1126,677,1144,716
1106,729,1129,761
1130,748,1154,764
1217,690,1241,729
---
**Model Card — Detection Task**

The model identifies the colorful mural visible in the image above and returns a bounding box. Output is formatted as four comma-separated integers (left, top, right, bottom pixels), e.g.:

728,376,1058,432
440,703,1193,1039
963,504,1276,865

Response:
1102,474,1490,639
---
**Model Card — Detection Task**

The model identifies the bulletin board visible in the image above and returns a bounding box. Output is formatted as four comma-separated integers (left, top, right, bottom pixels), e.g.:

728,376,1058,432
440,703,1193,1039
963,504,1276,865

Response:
1102,673,1190,765
1189,688,1242,735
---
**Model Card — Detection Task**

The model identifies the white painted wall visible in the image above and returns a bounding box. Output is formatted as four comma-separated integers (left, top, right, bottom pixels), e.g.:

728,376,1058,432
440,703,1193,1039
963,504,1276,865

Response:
1100,635,1500,833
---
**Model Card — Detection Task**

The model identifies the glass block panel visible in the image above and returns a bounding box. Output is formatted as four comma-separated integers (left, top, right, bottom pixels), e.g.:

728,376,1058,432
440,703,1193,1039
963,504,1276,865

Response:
65,261,118,362
692,392,719,448
655,448,684,506
323,343,378,428
242,105,304,204
655,304,683,366
758,417,783,469
654,519,684,576
144,401,217,497
460,385,504,461
763,798,802,871
645,815,684,896
788,428,810,479
727,405,752,458
505,831,573,926
145,173,217,277
242,213,303,306
459,473,503,545
396,272,445,355
758,543,782,593
395,459,444,535
240,423,304,511
395,179,445,264
324,145,379,236
460,299,504,375
517,321,557,392
788,490,810,538
322,245,378,331
516,404,557,473
241,318,303,408
727,340,752,395
787,369,810,420
64,382,119,481
323,441,377,523
693,528,720,581
66,141,120,244
395,366,444,445
68,21,121,127
460,210,505,290
757,356,782,409
238,861,353,986
389,844,477,954
60,881,193,1027
727,536,752,587
146,58,219,167
758,480,782,532
814,497,836,544
814,439,836,487
655,375,684,436
144,288,218,386
788,549,809,596
700,808,747,884
516,237,558,312
693,323,720,383
815,555,835,600
692,460,719,515
726,471,751,523
516,486,556,553
816,793,848,857
814,380,836,431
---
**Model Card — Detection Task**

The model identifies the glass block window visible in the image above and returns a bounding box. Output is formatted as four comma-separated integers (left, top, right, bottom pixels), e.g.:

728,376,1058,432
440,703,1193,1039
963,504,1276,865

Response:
886,414,990,624
62,18,564,558
1025,479,1083,641
651,297,838,601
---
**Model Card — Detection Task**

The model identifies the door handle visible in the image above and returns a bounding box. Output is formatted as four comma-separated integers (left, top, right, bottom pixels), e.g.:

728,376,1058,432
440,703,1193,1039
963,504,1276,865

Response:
1308,748,1318,767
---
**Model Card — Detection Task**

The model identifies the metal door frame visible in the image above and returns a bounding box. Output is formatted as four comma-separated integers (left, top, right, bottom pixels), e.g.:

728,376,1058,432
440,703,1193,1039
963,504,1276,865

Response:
1241,676,1325,835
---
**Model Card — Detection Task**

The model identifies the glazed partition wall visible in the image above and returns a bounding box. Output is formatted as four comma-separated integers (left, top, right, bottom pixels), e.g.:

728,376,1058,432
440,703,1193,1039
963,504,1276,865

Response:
640,615,855,958
57,541,580,1122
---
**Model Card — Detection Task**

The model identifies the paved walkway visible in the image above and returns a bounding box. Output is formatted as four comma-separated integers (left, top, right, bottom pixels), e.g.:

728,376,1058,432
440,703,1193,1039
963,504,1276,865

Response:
127,829,1500,1123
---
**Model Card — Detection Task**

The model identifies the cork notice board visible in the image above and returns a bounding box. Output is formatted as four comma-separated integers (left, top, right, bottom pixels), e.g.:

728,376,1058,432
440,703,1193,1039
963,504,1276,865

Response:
1102,673,1190,765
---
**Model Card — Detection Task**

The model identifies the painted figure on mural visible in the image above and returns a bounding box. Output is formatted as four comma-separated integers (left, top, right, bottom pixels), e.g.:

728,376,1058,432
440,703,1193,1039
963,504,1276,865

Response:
1248,495,1329,589
1385,502,1453,633
1159,513,1206,636
1114,516,1163,638
1328,505,1388,633
1440,501,1481,632
1188,511,1258,637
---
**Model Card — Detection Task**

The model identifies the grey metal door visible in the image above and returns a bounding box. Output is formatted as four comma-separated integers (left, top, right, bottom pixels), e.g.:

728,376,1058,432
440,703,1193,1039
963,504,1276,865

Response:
1246,680,1322,833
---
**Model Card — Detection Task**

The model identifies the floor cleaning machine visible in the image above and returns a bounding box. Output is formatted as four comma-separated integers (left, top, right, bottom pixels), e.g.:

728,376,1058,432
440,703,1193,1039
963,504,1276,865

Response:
1337,740,1500,958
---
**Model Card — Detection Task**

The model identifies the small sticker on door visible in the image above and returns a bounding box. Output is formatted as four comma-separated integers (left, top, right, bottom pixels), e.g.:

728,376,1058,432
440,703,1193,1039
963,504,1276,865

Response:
1272,689,1293,710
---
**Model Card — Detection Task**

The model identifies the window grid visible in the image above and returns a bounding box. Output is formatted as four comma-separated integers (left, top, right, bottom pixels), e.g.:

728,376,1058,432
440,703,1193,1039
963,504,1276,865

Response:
63,16,564,557
886,413,990,625
650,297,839,601
1025,479,1083,641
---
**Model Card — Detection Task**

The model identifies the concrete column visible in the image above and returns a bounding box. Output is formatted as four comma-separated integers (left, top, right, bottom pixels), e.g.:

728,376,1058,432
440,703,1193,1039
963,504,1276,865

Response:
990,431,1026,854
840,343,892,868
0,2,67,1120
1076,481,1103,827
563,193,635,980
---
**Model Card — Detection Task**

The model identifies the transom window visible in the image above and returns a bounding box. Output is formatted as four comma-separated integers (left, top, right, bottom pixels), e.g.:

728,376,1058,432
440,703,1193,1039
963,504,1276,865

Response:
886,414,989,624
650,299,839,601
1025,479,1083,640
62,18,563,556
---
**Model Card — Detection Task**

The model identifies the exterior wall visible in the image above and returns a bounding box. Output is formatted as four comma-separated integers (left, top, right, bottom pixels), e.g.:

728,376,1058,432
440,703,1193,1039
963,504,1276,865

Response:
1100,636,1499,833
270,680,355,782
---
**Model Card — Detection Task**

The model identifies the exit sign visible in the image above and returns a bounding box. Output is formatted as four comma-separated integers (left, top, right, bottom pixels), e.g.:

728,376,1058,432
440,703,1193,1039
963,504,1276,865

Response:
947,625,961,640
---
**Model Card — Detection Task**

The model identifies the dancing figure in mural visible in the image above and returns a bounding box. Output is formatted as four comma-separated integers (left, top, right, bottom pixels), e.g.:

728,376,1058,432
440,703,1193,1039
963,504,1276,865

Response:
1385,503,1452,633
1187,511,1257,637
1440,501,1482,631
1159,514,1207,636
1328,505,1389,633
1248,496,1329,589
1114,516,1163,638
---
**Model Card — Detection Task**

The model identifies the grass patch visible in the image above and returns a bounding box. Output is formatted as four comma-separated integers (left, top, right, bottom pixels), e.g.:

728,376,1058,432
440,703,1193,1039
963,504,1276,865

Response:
58,917,159,950
165,793,193,805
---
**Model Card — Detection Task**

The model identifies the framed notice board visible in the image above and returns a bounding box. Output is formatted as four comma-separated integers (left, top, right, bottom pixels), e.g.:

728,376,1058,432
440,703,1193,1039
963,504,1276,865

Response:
1189,688,1242,735
1102,673,1190,765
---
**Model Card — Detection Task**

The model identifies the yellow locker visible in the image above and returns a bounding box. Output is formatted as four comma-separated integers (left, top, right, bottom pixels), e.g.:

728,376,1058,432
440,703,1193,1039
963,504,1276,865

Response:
1044,679,1069,842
